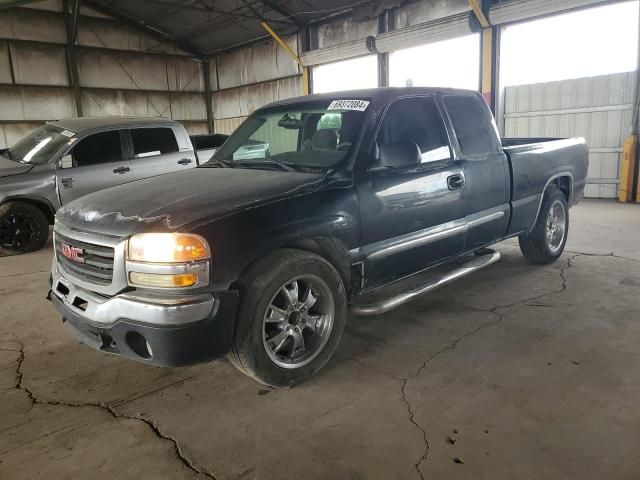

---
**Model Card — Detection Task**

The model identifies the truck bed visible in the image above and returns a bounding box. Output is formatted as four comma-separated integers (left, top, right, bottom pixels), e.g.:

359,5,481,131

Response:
502,137,589,236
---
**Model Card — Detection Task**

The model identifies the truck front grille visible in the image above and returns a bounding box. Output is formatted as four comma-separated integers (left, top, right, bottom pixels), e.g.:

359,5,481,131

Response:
55,233,115,285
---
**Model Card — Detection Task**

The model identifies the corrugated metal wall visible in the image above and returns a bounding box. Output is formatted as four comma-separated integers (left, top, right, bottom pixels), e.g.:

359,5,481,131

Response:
211,36,303,135
504,72,636,198
0,1,208,149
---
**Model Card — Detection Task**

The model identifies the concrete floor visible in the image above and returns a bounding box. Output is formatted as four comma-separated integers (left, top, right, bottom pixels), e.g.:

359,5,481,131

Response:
1,199,639,480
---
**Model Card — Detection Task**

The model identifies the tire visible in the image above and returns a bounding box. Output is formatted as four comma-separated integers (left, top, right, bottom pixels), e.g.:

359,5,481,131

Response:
518,186,569,264
228,248,347,387
0,201,49,253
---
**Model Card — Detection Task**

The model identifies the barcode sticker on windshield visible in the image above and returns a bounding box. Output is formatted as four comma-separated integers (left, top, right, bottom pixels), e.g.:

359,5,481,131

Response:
327,100,370,111
60,130,75,138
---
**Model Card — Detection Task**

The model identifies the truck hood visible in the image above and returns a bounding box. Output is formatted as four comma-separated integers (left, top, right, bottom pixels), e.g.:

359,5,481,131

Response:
57,167,328,236
0,155,34,177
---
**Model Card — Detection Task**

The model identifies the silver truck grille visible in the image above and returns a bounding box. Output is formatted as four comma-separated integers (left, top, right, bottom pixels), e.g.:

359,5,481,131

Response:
55,233,115,285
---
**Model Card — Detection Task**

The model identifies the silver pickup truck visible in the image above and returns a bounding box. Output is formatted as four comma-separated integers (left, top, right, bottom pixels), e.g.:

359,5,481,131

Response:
0,117,197,253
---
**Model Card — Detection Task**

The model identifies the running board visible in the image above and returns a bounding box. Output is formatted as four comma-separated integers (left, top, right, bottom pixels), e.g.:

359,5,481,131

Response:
350,250,501,316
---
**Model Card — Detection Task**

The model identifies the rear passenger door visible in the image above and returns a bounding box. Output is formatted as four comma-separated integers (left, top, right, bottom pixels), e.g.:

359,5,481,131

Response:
126,127,194,180
442,95,510,251
57,129,132,204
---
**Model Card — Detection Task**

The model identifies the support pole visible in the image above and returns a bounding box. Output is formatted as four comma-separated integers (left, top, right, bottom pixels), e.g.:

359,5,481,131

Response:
377,10,391,87
261,22,309,95
623,5,640,202
63,0,83,117
468,0,493,109
203,58,215,133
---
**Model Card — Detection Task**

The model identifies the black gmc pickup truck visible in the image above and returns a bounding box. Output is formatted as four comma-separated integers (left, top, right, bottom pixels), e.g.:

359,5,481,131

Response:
49,88,588,387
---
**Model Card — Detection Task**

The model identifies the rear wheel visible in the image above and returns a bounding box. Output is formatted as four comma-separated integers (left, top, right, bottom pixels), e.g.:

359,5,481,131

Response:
518,186,569,264
0,201,49,253
228,249,347,387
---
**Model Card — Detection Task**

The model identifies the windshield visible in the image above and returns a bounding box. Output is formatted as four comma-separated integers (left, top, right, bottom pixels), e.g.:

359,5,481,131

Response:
4,125,74,164
209,99,370,171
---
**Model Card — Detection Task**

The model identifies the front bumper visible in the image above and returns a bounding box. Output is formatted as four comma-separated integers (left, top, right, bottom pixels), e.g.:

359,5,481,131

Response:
49,266,238,367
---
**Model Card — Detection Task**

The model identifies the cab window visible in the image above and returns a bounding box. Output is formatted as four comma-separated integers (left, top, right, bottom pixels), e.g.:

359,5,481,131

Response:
72,130,123,167
131,127,179,158
443,95,497,157
377,97,452,165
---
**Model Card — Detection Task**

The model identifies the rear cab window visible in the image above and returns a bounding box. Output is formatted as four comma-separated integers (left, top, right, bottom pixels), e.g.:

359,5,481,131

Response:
442,95,498,157
130,127,179,158
376,96,452,166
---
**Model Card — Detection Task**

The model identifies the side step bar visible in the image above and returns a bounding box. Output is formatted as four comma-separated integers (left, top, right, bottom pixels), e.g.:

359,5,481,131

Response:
351,250,501,316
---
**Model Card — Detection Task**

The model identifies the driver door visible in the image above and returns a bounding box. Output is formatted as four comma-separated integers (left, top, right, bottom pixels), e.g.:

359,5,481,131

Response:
57,130,132,204
357,96,467,289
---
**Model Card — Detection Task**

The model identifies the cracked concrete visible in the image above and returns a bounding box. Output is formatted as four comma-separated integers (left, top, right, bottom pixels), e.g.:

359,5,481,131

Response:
1,199,640,479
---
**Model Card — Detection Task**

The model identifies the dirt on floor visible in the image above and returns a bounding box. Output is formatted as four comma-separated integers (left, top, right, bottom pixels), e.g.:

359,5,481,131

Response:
1,199,639,480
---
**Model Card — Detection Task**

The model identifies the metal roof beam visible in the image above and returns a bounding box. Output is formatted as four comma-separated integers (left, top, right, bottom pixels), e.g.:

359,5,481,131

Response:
143,0,296,25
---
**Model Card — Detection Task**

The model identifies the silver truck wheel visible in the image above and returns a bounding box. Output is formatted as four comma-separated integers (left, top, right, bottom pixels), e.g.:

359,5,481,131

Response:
545,199,567,254
262,275,335,369
228,249,347,387
518,186,569,264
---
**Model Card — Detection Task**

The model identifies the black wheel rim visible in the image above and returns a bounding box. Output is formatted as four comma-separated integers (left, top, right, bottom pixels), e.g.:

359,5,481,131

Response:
0,212,39,250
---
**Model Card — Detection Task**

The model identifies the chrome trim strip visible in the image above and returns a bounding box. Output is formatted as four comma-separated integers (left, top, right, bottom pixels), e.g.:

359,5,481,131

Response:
530,172,574,231
52,265,215,326
365,209,505,262
467,209,505,228
351,250,501,316
366,219,467,261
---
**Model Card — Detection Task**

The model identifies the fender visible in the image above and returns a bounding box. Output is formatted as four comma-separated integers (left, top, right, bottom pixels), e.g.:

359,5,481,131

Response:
529,172,573,231
1,194,57,224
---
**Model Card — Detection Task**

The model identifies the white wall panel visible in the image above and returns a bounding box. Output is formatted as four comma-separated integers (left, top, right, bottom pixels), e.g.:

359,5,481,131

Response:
489,0,610,25
316,16,378,50
10,42,69,86
504,72,636,198
216,36,299,90
394,0,470,29
214,117,245,135
77,49,169,90
0,42,12,84
213,76,302,121
77,16,189,56
0,9,66,44
166,56,205,93
0,85,75,121
0,122,44,149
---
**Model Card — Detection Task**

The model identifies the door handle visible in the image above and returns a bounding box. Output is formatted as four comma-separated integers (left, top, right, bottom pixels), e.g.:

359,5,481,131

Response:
178,158,192,165
113,166,130,174
447,174,465,191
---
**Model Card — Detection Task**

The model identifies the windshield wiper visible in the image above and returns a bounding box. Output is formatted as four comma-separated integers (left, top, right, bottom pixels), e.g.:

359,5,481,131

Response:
201,158,231,168
234,159,298,172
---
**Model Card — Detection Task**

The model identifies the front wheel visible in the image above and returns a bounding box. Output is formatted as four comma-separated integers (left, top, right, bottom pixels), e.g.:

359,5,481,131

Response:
518,186,569,264
0,201,49,253
228,249,347,387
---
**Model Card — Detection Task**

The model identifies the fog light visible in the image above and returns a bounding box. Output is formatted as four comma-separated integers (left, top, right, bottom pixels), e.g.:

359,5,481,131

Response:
129,272,198,288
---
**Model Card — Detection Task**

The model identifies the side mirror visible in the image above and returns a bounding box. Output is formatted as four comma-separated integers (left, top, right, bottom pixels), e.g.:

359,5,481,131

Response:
59,154,73,169
370,142,421,173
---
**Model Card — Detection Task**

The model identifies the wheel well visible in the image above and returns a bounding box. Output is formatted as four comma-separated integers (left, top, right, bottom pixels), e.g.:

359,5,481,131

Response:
6,198,55,224
552,176,572,203
231,238,353,295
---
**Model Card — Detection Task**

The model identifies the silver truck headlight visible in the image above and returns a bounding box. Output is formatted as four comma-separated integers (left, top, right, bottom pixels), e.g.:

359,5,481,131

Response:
127,233,211,288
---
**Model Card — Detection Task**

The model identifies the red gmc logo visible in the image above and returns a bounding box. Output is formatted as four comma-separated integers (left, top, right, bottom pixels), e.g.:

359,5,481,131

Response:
61,243,84,263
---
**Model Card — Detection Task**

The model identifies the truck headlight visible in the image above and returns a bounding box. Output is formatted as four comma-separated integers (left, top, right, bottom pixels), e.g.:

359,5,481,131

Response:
128,233,210,263
127,233,210,289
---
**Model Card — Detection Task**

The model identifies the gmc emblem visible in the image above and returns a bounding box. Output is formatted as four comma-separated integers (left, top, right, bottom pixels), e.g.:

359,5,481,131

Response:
61,243,84,263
